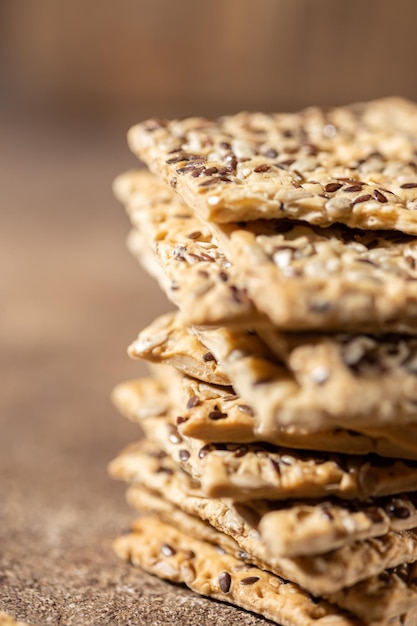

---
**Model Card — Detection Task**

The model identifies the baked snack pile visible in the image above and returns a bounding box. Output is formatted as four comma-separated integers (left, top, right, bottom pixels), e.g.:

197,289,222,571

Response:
111,98,417,625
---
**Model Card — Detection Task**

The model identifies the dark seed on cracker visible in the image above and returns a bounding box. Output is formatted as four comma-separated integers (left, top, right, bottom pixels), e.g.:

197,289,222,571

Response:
352,193,372,204
187,230,202,240
179,449,190,462
254,164,271,173
237,404,255,416
373,189,388,203
219,571,232,593
198,445,210,459
186,396,200,409
240,576,260,585
208,410,228,420
343,184,363,193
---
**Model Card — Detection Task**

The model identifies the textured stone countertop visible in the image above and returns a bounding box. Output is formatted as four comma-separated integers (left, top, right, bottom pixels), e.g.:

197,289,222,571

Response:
0,110,270,626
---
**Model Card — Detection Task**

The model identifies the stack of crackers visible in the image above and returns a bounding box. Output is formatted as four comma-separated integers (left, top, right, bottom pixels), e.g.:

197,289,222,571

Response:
110,98,417,625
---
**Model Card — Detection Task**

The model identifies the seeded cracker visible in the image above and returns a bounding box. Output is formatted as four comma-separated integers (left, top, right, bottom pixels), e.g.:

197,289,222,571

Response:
113,374,417,460
115,517,361,626
114,170,262,327
196,323,417,433
128,98,417,234
122,411,417,502
130,310,417,434
110,439,417,559
127,490,417,626
209,217,417,333
112,99,417,624
110,441,417,596
127,311,230,385
119,169,417,334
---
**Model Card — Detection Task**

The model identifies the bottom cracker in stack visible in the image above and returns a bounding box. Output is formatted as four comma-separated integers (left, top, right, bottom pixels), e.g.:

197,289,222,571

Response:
110,364,417,625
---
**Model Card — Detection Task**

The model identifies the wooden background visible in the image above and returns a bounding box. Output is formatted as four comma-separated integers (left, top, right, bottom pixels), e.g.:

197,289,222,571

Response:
2,0,417,121
2,1,417,624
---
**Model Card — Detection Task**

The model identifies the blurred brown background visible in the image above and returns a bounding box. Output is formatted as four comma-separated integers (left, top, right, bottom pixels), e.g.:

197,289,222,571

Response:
1,1,417,624
2,0,417,122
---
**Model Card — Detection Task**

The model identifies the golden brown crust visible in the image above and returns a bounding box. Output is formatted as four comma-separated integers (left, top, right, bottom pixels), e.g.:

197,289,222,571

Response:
128,98,417,233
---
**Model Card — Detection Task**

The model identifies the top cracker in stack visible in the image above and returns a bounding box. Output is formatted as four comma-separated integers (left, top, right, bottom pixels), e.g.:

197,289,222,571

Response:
111,98,417,626
127,97,417,230
124,97,417,335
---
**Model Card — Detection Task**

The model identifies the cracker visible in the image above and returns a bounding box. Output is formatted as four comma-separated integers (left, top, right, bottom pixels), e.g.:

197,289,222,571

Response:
210,218,417,334
115,516,360,626
129,488,417,626
128,311,230,385
257,494,417,557
110,441,417,594
131,310,417,434
195,324,417,434
112,441,417,559
127,98,417,235
113,370,417,461
133,411,417,501
118,169,417,334
116,170,264,327
329,563,417,625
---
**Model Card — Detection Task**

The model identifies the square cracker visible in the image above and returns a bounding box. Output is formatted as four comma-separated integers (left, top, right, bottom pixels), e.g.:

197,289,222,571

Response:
129,488,417,626
115,409,417,503
195,323,417,434
210,217,417,334
128,97,417,234
110,441,417,596
113,373,417,461
111,438,417,559
130,310,417,435
115,516,361,626
117,169,417,334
